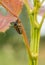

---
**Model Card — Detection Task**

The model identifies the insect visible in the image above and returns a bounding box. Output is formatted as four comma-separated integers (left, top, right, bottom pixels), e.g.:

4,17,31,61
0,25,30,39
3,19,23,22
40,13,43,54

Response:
14,19,22,34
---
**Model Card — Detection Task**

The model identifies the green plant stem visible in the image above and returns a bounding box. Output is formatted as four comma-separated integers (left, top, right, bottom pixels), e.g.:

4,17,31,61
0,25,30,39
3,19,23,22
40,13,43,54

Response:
24,1,45,65
39,13,45,29
25,1,41,64
29,12,40,65
29,25,40,65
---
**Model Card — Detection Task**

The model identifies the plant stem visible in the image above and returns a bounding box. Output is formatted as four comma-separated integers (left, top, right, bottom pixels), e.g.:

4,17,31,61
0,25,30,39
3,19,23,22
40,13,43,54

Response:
16,19,32,61
39,13,45,29
29,25,40,65
20,19,32,59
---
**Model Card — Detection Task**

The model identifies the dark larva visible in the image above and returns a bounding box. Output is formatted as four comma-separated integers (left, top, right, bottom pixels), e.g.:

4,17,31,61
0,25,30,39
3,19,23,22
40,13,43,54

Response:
14,19,22,34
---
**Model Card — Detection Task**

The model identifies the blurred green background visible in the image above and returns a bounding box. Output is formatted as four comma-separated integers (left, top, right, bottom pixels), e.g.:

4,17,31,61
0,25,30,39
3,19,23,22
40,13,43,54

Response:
0,5,45,65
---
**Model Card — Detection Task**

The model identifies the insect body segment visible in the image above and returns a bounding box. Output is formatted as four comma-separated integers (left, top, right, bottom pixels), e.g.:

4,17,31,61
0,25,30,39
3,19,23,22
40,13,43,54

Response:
14,19,22,34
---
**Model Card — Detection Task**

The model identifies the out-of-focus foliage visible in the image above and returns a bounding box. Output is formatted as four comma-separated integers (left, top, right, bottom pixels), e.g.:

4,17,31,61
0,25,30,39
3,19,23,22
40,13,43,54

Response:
0,5,45,65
